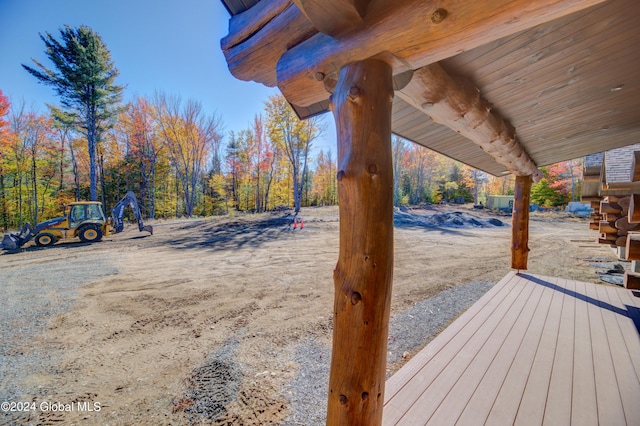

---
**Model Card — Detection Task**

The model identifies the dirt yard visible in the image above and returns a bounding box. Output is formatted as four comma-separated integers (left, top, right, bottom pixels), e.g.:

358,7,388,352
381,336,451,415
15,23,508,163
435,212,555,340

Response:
0,205,623,425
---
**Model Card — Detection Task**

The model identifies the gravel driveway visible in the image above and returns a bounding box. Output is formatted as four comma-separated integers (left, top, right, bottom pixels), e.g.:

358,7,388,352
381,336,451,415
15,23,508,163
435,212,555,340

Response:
0,252,117,424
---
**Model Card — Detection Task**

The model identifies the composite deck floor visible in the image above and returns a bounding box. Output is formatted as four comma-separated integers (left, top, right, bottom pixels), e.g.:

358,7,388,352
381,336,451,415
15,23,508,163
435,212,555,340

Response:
383,271,640,426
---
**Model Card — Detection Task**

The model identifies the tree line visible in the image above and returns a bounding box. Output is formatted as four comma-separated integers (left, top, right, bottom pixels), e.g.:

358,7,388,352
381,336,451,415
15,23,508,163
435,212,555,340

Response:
0,25,582,231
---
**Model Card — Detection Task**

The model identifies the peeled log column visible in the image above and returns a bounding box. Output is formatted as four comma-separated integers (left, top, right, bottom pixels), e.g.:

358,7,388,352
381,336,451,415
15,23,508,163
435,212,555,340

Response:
328,59,394,425
512,175,532,270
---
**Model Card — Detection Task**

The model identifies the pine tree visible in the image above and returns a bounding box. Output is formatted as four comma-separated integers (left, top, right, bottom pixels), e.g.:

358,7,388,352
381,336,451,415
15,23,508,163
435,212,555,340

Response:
22,25,124,201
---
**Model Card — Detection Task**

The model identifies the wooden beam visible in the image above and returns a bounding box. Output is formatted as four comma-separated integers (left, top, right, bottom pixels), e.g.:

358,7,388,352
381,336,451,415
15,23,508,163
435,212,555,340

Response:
618,196,631,214
631,151,640,182
601,181,640,196
293,0,370,36
599,233,618,242
397,63,541,179
583,174,602,183
599,220,618,234
600,201,622,214
512,175,532,270
623,272,640,290
581,196,603,203
625,233,640,260
615,216,640,233
221,0,293,51
221,1,316,88
629,194,640,223
275,0,606,107
328,59,394,425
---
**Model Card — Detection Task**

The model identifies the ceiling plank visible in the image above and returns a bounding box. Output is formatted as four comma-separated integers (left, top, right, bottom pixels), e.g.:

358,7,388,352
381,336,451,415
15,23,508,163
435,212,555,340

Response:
292,0,370,36
398,63,542,179
275,0,606,107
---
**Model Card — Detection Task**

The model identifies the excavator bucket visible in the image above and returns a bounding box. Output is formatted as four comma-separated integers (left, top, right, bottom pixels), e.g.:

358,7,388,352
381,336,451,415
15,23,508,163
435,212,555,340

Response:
1,234,19,250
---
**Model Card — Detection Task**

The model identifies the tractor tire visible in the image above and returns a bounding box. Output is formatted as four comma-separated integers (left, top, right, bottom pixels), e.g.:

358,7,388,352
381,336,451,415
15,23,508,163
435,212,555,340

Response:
79,225,103,243
35,232,56,247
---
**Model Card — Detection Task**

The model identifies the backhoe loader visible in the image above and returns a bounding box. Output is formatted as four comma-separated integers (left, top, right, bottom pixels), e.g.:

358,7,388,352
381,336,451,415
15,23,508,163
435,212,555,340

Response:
1,191,153,250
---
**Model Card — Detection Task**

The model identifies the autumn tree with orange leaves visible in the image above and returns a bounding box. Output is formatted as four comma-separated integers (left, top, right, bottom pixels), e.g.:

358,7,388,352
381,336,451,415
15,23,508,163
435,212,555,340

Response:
0,90,11,229
154,93,223,217
117,97,163,218
265,94,322,214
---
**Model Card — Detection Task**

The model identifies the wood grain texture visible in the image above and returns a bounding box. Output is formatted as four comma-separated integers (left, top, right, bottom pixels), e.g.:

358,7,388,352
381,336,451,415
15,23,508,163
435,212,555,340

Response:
629,194,640,224
383,273,640,425
511,175,532,270
398,63,542,179
625,233,640,260
599,220,618,234
275,0,606,107
222,2,316,87
327,59,394,426
221,0,292,50
293,0,369,36
632,151,640,182
623,272,640,289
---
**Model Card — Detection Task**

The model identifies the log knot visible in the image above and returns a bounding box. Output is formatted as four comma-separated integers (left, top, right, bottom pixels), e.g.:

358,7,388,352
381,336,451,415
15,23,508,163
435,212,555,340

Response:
431,8,448,24
348,86,361,102
339,394,349,406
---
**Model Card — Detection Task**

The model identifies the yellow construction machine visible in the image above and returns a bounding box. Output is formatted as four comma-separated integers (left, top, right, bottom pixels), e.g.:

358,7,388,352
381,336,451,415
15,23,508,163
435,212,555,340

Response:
1,191,152,250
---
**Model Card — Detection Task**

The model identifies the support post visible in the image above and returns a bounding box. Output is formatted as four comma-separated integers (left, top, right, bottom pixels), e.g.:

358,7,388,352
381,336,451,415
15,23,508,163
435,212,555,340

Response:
512,175,532,270
327,58,394,425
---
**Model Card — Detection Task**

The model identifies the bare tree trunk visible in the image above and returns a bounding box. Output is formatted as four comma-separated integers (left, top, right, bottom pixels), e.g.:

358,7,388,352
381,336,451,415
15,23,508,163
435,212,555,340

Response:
68,139,81,201
58,128,67,191
31,150,38,225
88,109,98,201
0,170,7,230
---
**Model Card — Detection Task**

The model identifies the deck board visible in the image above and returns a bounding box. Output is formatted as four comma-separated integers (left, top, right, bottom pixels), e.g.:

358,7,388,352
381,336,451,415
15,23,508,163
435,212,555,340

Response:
392,277,535,423
455,272,553,425
570,280,599,426
514,276,563,426
383,273,640,426
542,277,574,425
428,276,547,425
383,272,524,424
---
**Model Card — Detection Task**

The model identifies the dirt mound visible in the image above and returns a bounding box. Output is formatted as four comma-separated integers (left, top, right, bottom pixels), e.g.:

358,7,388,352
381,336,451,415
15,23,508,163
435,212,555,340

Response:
394,209,505,229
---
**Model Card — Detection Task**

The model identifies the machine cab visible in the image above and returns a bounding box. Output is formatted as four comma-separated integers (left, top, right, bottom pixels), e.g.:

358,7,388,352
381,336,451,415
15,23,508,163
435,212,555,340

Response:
68,202,106,229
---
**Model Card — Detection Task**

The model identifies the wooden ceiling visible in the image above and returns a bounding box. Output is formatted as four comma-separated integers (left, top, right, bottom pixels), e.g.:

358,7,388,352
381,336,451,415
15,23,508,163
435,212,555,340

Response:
220,0,640,176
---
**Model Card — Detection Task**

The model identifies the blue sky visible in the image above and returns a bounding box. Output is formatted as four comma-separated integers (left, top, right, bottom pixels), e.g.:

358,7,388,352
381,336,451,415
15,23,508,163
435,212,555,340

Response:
0,0,336,154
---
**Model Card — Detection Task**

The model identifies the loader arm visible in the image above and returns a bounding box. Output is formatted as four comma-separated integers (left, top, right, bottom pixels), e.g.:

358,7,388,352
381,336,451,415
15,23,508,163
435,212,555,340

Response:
1,216,66,250
110,191,153,235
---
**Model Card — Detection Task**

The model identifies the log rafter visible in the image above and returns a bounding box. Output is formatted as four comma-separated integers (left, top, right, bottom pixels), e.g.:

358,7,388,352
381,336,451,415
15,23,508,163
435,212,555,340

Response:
220,0,603,179
276,0,606,107
398,63,542,180
292,0,371,36
222,0,606,107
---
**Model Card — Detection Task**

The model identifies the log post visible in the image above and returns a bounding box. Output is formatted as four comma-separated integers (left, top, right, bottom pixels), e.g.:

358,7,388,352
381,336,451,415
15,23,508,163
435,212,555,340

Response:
327,58,394,425
512,175,532,270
